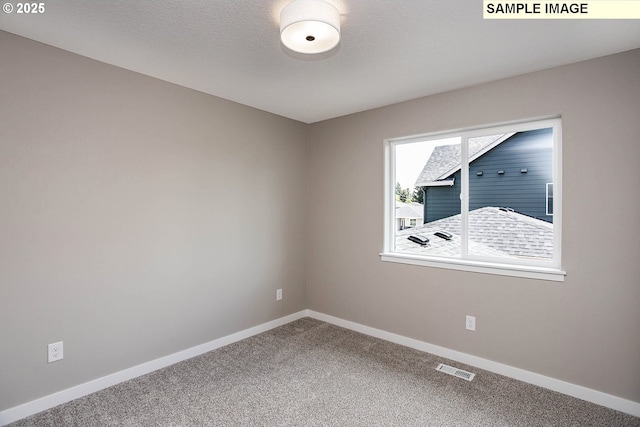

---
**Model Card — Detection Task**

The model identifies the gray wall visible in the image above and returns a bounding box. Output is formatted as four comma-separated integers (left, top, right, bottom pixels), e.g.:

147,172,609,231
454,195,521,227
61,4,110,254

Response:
0,32,307,410
307,49,640,402
2,29,639,411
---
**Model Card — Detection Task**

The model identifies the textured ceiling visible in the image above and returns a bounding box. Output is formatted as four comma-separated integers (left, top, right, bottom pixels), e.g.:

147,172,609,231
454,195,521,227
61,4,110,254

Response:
1,0,639,123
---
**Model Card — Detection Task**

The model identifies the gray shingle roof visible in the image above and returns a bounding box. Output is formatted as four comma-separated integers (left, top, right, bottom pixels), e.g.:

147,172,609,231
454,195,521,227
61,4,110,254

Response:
396,207,553,259
414,134,515,187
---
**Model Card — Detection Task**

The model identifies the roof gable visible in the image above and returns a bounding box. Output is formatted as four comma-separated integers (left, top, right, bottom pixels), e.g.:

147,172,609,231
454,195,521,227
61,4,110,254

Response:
414,133,514,187
395,202,424,219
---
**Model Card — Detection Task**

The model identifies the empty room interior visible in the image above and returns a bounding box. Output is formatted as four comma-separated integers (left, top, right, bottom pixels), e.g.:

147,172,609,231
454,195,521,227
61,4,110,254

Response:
1,1,639,425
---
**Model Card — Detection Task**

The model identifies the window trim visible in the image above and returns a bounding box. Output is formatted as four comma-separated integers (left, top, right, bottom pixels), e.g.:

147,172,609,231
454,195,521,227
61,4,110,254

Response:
381,116,565,282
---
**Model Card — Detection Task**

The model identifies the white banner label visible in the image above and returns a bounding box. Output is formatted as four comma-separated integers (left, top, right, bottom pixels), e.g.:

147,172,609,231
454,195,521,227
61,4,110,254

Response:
483,1,640,19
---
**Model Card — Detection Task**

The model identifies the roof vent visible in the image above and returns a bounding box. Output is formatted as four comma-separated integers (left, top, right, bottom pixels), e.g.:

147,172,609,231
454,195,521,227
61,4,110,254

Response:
434,231,452,241
408,235,429,246
476,171,483,176
497,170,505,175
436,363,475,381
520,168,528,173
498,207,514,213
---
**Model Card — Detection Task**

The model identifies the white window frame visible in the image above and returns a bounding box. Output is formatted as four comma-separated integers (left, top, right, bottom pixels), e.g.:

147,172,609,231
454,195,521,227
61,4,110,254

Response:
546,182,554,216
381,117,566,282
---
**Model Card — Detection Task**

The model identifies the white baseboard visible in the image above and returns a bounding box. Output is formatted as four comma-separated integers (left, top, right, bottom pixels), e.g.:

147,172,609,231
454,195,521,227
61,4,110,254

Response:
2,309,638,425
0,310,308,426
306,310,640,418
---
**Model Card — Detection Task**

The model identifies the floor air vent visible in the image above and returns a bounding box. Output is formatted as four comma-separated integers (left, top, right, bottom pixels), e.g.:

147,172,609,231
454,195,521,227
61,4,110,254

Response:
436,363,475,381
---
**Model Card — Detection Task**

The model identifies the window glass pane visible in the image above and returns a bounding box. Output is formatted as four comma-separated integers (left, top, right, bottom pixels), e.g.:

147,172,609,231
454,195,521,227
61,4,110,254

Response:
386,118,561,275
394,137,461,258
467,128,554,261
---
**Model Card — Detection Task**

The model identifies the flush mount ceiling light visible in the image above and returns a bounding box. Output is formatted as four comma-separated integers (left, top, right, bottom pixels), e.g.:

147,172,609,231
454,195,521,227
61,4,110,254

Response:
280,0,340,54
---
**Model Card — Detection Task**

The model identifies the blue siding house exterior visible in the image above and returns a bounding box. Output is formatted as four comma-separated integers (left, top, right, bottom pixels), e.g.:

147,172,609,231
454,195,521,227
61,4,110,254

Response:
416,128,553,224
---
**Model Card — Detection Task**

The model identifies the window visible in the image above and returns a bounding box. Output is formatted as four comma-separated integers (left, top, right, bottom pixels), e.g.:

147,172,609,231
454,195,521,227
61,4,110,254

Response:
382,118,565,281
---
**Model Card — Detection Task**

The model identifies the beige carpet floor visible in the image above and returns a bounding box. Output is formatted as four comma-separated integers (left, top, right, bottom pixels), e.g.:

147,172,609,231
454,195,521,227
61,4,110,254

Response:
9,317,640,426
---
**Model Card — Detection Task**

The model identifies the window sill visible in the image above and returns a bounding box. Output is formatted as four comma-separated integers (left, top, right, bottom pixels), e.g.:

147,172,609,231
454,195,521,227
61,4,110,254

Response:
380,252,566,282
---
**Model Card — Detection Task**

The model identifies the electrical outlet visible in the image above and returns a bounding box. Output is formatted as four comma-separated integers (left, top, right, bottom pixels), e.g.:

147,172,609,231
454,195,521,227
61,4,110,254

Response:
276,288,282,301
48,341,64,363
466,315,476,331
